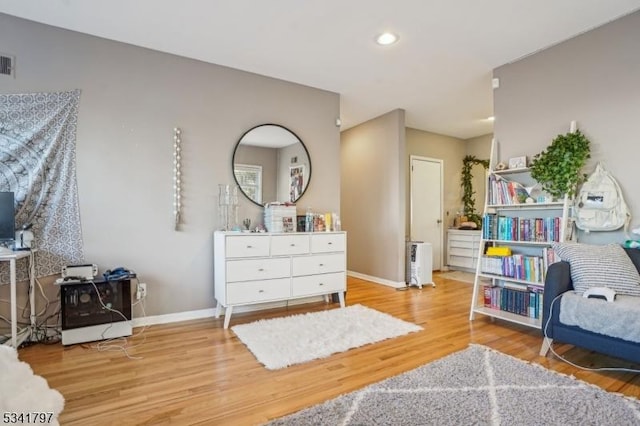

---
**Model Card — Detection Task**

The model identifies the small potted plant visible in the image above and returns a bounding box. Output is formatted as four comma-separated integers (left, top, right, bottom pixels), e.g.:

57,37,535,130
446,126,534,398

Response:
529,129,591,199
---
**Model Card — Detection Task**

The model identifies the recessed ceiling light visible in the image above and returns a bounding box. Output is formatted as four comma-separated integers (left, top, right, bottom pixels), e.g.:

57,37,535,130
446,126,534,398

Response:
486,116,495,121
376,32,398,46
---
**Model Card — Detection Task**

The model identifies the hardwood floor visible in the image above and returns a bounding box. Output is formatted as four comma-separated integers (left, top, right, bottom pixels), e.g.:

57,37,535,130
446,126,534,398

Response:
18,274,640,425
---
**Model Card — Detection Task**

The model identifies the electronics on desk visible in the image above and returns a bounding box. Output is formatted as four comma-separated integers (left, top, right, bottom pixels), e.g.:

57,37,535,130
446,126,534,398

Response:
14,223,34,251
0,192,16,251
61,278,133,345
103,267,134,281
54,264,98,285
62,264,98,280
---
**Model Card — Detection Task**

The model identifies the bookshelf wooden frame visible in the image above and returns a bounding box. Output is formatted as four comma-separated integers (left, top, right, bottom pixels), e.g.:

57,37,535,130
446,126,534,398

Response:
468,139,572,330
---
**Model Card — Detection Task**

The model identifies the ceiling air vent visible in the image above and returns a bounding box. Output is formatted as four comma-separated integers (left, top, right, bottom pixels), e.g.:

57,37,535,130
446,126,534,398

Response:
0,54,15,77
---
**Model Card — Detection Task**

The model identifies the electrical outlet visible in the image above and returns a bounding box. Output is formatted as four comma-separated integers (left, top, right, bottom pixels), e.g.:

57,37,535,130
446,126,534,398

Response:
137,282,147,300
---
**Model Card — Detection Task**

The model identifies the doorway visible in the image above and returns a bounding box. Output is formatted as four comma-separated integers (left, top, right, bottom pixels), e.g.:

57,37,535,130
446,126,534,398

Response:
410,156,443,270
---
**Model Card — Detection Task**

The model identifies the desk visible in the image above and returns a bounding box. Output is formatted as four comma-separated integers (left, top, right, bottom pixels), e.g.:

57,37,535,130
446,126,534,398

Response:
1,250,35,348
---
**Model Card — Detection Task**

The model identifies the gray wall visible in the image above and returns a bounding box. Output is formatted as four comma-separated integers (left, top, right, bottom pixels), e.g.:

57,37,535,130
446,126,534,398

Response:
493,10,640,243
341,110,406,285
0,13,340,318
405,130,491,266
406,129,467,232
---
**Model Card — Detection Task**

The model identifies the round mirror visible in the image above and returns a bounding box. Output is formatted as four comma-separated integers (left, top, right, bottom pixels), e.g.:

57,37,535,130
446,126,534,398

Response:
232,124,312,206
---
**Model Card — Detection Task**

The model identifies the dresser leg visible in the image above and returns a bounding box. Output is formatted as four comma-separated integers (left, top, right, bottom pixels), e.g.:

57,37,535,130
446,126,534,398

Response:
223,306,234,329
338,291,345,308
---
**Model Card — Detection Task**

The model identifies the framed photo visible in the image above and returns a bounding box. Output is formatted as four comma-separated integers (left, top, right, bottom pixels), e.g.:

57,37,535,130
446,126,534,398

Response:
508,156,527,169
289,165,305,202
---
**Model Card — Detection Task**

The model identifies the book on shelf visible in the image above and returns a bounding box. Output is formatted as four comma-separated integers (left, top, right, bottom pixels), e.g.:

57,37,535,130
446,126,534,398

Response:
482,213,562,243
487,174,531,205
480,253,549,284
482,284,543,319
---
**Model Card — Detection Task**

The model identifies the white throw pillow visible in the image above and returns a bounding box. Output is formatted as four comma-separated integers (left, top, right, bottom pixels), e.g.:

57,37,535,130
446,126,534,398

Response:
553,242,640,296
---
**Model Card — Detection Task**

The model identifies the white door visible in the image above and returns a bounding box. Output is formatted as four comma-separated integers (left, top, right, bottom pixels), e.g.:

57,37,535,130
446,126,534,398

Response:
410,156,443,270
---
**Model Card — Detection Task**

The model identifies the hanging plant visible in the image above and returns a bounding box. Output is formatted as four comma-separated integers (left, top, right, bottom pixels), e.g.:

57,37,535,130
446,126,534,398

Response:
461,155,489,227
529,129,591,199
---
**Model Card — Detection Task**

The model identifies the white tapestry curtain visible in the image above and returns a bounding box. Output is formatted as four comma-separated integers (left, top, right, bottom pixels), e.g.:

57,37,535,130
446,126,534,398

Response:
0,90,84,282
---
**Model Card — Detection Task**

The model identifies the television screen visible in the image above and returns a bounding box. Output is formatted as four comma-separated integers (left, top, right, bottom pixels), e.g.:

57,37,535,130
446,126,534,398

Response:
0,192,15,243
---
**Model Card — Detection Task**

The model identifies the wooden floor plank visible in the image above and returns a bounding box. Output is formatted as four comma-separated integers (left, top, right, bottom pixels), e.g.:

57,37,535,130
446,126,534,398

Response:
17,274,640,425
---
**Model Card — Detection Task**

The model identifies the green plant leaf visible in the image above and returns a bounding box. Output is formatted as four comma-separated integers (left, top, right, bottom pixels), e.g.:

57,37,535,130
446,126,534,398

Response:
461,155,489,227
529,129,591,198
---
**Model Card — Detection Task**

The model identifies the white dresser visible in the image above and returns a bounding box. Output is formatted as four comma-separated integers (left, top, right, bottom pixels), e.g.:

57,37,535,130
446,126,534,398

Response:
446,229,481,272
214,231,346,328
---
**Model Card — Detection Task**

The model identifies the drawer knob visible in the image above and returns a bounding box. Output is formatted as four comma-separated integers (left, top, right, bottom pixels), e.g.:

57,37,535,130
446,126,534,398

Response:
319,283,324,286
258,289,264,293
247,245,253,248
290,243,296,247
258,268,265,272
319,263,324,267
328,242,333,245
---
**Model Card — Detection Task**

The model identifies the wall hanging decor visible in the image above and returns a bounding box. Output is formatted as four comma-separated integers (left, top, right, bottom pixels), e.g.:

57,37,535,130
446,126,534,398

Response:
173,127,182,230
0,90,84,282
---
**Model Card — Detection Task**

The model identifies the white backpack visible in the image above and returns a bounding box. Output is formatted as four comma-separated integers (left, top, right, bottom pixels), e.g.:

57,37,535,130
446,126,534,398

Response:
574,162,630,232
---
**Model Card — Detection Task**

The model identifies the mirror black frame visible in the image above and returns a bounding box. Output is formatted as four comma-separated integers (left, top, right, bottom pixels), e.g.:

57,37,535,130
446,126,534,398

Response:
232,123,312,207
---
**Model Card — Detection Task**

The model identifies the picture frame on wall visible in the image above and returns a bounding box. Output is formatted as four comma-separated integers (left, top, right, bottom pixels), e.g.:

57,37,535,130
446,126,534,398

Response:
508,156,527,169
289,165,305,202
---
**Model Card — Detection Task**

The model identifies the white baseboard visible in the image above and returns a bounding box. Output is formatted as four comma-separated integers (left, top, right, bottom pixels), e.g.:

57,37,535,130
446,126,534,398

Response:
130,295,325,328
347,270,406,288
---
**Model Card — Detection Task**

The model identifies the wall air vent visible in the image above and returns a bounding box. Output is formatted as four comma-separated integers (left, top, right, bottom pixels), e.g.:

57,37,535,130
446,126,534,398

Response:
0,54,15,77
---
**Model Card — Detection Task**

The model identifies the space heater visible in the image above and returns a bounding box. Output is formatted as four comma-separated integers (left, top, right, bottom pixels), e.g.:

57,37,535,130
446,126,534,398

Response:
405,241,435,289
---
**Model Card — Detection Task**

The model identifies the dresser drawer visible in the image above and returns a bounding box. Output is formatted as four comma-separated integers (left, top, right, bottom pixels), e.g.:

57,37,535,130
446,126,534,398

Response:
271,234,310,256
292,272,345,297
226,278,291,304
449,247,475,257
311,233,346,253
226,258,290,282
292,253,345,276
449,239,475,249
448,255,475,268
226,235,270,258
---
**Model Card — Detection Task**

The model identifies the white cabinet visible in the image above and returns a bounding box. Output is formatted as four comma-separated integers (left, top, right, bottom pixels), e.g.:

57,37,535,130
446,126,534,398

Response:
447,229,481,271
214,231,347,328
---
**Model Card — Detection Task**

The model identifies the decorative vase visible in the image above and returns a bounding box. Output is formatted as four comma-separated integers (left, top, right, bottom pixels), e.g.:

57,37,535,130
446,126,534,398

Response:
218,184,239,231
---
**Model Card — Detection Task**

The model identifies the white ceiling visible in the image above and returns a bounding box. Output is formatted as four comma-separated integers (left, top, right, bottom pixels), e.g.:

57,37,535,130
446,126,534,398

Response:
1,0,640,139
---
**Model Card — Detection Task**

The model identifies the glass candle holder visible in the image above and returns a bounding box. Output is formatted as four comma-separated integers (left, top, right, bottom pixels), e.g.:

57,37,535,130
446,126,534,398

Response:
218,184,239,230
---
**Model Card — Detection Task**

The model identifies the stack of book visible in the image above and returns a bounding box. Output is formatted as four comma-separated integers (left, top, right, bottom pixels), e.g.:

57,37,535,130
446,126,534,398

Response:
483,284,544,319
482,214,562,242
264,203,297,233
480,247,560,283
487,175,531,205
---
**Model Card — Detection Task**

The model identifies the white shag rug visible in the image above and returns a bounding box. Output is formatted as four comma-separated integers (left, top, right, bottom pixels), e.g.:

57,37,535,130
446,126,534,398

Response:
0,346,65,425
231,304,422,370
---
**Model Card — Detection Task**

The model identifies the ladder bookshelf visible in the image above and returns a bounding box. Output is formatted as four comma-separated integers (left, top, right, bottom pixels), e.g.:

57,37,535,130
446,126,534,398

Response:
468,139,572,329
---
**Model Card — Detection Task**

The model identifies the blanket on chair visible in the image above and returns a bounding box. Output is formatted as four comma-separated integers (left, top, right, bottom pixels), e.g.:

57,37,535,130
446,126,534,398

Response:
559,291,640,344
